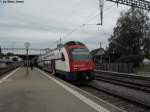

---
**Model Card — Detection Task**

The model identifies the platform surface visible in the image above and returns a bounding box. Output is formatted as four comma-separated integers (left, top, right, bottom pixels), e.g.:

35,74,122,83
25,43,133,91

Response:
0,67,111,112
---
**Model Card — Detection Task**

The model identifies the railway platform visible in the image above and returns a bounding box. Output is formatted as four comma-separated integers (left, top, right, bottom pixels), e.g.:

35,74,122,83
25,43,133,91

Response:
0,67,122,112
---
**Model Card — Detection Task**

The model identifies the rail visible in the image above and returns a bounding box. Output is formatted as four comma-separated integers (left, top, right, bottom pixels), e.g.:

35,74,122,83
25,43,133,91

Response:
92,70,150,107
0,63,22,75
94,70,150,88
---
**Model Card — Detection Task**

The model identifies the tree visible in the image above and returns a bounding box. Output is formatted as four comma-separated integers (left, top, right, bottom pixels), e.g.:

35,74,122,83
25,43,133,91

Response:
0,46,2,58
0,46,4,59
6,52,14,58
143,37,150,59
108,7,150,66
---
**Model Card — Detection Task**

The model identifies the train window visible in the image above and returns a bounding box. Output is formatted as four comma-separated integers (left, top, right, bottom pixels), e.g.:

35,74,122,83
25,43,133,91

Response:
72,48,89,52
61,53,65,61
71,48,91,61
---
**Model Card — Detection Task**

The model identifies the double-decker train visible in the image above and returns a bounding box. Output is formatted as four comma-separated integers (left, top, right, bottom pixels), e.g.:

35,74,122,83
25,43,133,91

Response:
37,41,95,81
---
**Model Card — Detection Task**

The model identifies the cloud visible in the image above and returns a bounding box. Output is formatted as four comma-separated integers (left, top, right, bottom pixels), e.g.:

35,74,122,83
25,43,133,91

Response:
0,0,133,51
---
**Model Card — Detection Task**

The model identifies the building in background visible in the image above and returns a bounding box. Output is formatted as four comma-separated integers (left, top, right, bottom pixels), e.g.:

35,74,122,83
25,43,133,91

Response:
91,43,110,63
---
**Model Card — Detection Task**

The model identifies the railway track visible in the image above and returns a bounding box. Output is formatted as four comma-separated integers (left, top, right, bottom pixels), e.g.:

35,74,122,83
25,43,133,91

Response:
79,84,150,112
94,70,150,92
94,70,150,88
76,70,150,111
0,64,21,76
96,76,150,92
93,70,150,107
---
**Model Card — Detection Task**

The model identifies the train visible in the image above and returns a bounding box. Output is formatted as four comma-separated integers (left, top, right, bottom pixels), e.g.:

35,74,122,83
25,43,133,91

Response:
37,41,95,81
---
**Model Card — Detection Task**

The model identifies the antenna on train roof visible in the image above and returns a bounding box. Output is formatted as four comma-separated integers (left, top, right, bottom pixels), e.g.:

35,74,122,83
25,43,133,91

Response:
57,38,62,51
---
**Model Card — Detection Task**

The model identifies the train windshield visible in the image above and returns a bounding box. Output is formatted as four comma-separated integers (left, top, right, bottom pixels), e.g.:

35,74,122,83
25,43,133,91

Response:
71,48,91,61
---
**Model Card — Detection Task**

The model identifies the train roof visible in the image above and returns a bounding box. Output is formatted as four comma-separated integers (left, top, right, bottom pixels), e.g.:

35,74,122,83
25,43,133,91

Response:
64,41,85,47
38,41,86,57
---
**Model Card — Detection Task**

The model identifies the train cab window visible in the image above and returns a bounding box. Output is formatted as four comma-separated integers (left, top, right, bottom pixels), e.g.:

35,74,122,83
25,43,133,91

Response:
61,53,65,61
71,48,91,61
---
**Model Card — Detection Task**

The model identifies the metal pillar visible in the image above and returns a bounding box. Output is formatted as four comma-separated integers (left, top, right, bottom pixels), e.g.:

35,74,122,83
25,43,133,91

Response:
24,42,30,75
26,48,29,74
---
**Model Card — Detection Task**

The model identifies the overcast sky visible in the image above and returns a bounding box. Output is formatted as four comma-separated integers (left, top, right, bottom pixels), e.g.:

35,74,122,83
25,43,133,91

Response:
0,0,149,51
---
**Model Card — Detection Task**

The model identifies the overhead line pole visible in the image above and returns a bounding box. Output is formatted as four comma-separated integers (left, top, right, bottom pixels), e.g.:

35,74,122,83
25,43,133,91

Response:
24,42,30,75
99,0,104,25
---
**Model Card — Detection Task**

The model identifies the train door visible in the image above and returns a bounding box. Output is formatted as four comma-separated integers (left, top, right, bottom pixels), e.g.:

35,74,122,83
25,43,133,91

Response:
51,60,56,75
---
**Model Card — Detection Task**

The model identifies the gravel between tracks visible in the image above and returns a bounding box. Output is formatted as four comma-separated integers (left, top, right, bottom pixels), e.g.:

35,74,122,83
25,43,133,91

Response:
78,83,150,112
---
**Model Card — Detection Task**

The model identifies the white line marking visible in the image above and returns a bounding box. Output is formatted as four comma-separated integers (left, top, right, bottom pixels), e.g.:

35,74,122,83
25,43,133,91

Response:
0,67,20,83
36,68,110,112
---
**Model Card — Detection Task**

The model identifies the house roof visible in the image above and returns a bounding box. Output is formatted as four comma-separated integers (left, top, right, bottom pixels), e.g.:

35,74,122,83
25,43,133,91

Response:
91,48,105,56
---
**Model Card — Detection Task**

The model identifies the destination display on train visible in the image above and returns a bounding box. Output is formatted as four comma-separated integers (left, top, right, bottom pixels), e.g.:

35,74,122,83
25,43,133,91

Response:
72,48,89,52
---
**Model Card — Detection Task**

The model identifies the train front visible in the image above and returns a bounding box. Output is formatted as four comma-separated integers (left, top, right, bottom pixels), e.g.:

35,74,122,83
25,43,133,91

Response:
67,42,95,81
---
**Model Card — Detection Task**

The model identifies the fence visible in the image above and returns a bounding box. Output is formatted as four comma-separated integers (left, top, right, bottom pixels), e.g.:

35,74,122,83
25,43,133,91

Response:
95,63,133,73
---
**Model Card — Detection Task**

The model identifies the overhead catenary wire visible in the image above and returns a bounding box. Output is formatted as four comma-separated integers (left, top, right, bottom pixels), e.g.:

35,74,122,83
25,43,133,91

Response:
62,3,115,48
50,3,115,47
44,1,81,49
63,1,84,27
63,3,115,41
86,4,116,24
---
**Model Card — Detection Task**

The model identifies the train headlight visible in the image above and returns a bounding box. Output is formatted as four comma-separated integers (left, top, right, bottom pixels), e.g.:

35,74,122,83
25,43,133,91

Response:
73,67,78,70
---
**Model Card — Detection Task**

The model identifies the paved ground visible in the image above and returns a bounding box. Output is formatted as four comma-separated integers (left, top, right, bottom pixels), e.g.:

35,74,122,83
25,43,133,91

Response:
0,67,103,112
